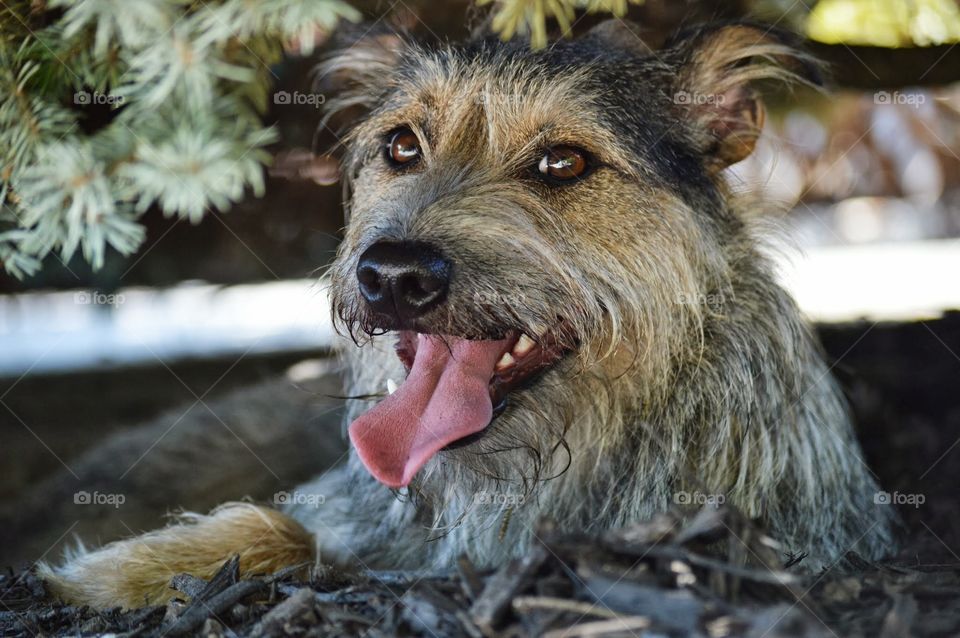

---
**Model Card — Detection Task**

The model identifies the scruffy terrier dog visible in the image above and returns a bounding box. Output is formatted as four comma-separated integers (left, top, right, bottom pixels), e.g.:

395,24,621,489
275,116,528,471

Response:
43,20,897,608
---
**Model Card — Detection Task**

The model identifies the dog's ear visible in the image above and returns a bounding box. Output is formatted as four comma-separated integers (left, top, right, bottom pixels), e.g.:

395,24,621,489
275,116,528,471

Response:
666,23,822,172
307,29,408,184
315,29,407,126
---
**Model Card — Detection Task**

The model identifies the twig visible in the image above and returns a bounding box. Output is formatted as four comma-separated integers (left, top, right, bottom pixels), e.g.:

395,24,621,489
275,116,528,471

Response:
163,580,268,636
543,616,652,638
512,596,622,619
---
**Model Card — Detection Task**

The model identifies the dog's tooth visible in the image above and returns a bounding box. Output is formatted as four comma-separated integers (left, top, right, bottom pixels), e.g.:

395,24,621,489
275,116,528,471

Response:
495,352,515,371
513,333,536,357
386,378,398,395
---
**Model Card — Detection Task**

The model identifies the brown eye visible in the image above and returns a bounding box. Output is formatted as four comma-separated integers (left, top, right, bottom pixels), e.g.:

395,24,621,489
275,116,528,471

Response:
538,146,588,181
387,128,421,166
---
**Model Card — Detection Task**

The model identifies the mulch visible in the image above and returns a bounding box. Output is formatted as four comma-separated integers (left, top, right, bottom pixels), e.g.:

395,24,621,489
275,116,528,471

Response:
3,506,959,637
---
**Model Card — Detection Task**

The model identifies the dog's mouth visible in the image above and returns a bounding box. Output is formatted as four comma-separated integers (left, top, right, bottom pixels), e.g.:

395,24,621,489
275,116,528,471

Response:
395,329,569,416
348,327,570,488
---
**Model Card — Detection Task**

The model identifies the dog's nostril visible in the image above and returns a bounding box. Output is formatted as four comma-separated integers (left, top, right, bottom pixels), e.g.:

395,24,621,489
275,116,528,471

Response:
357,266,382,296
398,275,424,298
356,241,452,324
415,267,445,293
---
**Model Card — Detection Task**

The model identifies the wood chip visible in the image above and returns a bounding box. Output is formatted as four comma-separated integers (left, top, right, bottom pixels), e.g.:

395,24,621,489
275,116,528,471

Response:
470,544,548,634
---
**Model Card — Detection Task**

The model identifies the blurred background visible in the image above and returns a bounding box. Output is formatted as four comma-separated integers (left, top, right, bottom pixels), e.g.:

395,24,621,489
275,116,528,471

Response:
2,0,960,566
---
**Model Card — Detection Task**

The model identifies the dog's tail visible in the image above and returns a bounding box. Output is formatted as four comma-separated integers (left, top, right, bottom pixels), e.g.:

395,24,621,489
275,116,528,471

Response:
38,503,314,609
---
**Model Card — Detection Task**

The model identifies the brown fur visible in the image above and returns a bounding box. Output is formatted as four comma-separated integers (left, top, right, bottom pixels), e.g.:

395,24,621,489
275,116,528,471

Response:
39,504,313,608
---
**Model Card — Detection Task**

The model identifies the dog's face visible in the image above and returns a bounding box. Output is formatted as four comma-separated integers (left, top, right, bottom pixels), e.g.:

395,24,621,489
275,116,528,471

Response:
326,23,816,491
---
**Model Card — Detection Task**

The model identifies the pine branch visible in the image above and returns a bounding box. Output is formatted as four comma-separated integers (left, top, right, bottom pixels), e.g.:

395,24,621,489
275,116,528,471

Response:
1,0,649,278
0,0,359,278
478,0,644,48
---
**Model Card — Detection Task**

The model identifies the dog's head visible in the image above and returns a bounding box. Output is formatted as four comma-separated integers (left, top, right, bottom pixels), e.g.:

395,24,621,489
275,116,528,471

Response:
323,22,819,492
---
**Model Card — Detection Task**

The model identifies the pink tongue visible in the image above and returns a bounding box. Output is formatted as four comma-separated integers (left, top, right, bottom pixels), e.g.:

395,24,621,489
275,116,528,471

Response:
348,335,509,488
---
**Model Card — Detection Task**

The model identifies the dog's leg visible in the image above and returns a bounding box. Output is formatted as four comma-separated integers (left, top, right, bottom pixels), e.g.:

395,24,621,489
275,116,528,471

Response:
40,464,427,610
38,503,314,609
22,360,348,609
1,364,347,569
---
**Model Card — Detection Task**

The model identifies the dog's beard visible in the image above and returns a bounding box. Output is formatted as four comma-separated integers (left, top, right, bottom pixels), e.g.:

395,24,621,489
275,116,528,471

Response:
400,355,653,546
331,268,699,499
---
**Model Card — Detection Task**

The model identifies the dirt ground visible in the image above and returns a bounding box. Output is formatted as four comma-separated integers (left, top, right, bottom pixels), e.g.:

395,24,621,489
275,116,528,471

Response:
2,507,959,637
1,313,958,636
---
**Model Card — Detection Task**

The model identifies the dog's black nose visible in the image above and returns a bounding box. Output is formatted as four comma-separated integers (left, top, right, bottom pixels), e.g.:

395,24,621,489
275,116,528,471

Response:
356,241,451,322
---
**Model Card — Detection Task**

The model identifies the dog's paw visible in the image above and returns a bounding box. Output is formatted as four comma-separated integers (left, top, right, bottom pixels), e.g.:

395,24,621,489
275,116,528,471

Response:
38,503,314,609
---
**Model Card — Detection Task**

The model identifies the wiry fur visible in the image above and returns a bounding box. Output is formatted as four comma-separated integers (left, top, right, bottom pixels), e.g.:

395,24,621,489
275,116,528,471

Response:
42,21,896,609
310,22,895,568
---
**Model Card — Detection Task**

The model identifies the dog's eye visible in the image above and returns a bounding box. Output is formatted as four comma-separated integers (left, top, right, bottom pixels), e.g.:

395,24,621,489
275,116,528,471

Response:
538,146,588,181
386,128,421,167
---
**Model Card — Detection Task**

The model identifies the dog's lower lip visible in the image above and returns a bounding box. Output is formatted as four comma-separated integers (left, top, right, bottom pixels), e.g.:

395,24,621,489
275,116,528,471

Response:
442,427,491,450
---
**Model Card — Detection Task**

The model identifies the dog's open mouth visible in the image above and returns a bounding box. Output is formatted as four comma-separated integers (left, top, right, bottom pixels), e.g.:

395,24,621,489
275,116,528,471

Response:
348,328,569,488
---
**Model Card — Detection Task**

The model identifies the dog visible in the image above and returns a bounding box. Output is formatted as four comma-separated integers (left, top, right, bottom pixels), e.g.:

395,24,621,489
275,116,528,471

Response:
41,20,897,609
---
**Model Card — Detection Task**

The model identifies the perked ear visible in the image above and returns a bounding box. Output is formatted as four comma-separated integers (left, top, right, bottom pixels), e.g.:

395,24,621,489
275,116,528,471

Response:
307,26,408,185
314,27,409,131
666,23,822,172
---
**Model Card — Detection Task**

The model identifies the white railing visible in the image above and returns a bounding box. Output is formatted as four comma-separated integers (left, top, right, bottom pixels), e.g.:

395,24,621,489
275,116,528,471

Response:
1,239,958,376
